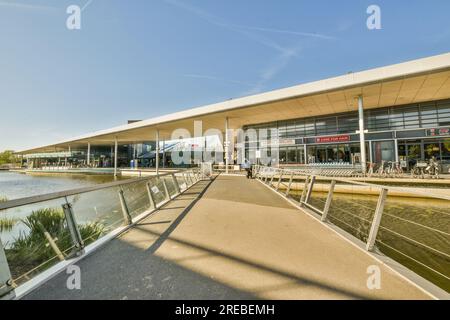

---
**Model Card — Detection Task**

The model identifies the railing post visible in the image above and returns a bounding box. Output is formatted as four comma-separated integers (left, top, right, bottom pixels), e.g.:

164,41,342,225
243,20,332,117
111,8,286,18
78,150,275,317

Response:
276,171,283,191
62,199,85,256
161,178,170,200
321,180,336,222
146,181,157,209
182,172,189,187
366,188,388,251
305,176,316,203
300,176,310,205
187,171,194,185
269,170,275,186
285,172,294,197
118,187,132,225
172,174,181,195
0,238,14,299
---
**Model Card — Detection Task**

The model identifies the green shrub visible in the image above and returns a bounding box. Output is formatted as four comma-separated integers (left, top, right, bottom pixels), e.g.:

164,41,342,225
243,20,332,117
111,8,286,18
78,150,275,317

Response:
4,207,105,283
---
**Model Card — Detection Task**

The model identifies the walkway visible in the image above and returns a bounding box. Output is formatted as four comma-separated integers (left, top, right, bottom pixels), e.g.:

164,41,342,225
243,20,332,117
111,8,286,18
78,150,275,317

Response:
23,176,432,300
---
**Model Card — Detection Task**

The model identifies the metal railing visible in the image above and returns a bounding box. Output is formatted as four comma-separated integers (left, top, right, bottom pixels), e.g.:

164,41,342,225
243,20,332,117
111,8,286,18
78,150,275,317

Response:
213,164,245,175
0,168,202,298
254,165,450,293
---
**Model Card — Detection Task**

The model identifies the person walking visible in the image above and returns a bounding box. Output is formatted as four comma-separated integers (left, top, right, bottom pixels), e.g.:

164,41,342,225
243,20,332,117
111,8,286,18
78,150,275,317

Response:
243,159,252,179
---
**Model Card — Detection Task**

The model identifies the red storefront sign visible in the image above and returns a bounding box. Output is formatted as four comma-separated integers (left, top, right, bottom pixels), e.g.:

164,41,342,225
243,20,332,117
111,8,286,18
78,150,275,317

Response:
315,135,351,144
429,128,450,136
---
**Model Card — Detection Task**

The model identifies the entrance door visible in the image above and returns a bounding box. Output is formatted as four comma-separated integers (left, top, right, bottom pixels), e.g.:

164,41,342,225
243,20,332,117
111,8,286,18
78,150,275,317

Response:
372,141,395,164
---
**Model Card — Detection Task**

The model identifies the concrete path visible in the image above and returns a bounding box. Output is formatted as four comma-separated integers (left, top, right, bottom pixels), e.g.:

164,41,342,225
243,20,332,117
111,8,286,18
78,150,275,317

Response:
23,176,431,300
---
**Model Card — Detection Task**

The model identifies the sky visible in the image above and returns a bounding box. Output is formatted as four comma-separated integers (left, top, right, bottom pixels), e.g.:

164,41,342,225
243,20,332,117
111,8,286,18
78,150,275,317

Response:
1,0,450,151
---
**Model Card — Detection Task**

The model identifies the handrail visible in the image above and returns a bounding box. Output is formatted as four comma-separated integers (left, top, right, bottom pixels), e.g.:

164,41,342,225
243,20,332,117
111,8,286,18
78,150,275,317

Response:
256,166,450,201
1,167,203,298
0,169,189,211
253,164,450,293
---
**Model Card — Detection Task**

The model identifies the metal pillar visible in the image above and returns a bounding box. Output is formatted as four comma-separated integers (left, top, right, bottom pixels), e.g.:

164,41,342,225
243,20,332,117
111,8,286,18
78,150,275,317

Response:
358,96,367,175
156,130,160,175
62,201,85,255
366,188,388,251
118,187,132,225
305,176,316,203
0,238,13,298
114,138,118,177
225,117,229,174
87,142,91,166
304,144,307,164
321,180,336,222
162,140,166,169
394,139,399,163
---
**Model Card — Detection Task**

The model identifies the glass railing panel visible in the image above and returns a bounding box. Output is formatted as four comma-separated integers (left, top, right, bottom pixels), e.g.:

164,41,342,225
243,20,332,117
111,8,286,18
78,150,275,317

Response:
174,173,188,191
162,176,177,198
0,198,76,286
66,186,124,244
327,189,377,243
148,178,168,206
376,195,450,292
121,181,151,218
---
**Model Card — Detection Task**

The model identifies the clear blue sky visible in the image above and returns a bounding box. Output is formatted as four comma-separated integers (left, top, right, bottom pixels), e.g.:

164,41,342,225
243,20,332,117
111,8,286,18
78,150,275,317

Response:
1,0,450,151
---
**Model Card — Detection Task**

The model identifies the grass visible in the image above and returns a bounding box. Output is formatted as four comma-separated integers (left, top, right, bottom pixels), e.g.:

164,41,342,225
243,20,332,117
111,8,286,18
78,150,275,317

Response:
2,207,105,284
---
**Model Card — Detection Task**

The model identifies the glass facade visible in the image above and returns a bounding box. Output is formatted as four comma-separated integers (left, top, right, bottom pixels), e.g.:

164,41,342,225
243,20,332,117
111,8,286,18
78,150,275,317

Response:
244,99,450,168
245,99,450,139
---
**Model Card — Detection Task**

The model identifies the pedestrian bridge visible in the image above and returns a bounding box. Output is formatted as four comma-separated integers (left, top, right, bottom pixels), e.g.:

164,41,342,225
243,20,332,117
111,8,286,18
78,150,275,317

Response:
1,170,449,300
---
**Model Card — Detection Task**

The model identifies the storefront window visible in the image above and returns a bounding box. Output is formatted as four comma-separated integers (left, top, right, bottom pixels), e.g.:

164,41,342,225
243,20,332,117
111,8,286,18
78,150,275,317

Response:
424,143,441,160
442,139,450,161
279,148,287,164
287,147,297,163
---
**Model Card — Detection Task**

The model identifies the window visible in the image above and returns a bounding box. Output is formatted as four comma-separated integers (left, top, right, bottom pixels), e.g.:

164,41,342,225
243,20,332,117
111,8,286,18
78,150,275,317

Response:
437,101,450,127
305,120,315,136
315,117,337,136
403,106,420,129
338,114,358,134
389,109,404,130
420,103,438,128
368,108,390,131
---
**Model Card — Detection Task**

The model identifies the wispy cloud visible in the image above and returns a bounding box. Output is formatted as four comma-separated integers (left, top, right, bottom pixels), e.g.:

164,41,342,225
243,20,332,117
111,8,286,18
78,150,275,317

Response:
236,25,337,41
0,0,58,11
164,0,332,95
81,0,94,12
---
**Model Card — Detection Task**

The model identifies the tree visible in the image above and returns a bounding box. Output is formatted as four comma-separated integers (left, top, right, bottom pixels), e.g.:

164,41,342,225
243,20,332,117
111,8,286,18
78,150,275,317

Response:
0,150,17,166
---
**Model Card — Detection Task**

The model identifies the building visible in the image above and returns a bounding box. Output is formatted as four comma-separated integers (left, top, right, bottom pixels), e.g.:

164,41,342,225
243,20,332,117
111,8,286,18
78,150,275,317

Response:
17,52,450,174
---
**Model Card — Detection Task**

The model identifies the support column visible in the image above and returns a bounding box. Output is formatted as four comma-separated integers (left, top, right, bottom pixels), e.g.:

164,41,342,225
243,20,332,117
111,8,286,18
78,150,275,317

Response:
225,117,229,174
358,96,367,175
156,130,160,175
394,139,399,163
114,138,118,177
87,142,91,166
304,144,307,164
162,139,166,169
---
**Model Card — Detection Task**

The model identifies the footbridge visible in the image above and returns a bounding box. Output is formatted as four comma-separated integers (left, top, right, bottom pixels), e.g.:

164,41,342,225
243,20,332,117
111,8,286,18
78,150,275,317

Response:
0,168,449,300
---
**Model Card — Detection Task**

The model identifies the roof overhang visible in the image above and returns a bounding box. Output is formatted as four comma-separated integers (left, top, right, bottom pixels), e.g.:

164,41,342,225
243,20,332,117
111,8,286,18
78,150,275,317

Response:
17,52,450,154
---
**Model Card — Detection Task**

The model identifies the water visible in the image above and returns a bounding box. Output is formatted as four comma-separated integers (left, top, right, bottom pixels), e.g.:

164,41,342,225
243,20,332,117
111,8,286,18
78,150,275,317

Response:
0,171,120,201
0,171,130,284
301,188,450,292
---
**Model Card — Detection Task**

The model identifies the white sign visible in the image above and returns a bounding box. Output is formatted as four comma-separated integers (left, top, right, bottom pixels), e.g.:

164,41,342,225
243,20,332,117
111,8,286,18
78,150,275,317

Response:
255,150,261,159
151,186,160,194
